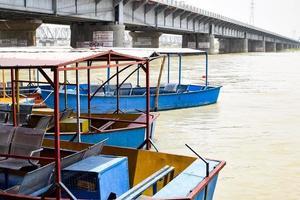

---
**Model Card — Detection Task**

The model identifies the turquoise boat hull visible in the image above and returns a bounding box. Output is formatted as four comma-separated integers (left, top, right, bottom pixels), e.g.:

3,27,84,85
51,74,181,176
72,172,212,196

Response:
45,120,157,149
153,159,221,200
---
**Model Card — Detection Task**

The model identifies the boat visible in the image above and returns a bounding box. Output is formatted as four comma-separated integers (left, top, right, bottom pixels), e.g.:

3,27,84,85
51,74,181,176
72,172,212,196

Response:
40,48,221,113
0,136,226,200
0,83,50,108
0,48,226,199
29,110,159,149
0,48,160,150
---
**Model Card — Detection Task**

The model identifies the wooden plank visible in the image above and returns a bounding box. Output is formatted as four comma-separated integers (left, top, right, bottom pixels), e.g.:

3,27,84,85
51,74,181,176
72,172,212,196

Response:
154,56,166,111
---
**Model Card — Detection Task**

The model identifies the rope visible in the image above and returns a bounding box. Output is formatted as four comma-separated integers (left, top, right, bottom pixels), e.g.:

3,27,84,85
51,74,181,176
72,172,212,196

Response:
36,90,54,106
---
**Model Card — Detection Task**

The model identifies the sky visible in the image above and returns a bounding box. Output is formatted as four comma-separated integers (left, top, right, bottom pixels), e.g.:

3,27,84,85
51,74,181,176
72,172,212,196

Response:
183,0,300,40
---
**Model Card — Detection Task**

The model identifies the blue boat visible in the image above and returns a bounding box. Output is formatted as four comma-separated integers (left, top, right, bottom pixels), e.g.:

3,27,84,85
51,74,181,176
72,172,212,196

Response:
40,84,220,113
40,48,221,113
41,113,158,149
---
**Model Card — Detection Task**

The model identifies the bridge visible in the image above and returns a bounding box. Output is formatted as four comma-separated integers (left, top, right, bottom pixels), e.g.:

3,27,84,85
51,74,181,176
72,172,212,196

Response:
0,0,299,53
36,24,182,48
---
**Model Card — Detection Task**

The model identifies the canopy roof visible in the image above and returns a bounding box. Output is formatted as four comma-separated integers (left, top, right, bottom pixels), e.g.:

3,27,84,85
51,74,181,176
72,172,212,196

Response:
0,47,158,68
0,47,204,68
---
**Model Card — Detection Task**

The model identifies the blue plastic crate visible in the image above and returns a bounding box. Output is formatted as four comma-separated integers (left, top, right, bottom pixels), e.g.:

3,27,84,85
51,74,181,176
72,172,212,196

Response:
62,155,129,200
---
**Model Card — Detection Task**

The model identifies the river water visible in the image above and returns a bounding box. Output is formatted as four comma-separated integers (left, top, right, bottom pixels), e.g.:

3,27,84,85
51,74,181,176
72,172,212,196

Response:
2,50,299,200
154,51,300,200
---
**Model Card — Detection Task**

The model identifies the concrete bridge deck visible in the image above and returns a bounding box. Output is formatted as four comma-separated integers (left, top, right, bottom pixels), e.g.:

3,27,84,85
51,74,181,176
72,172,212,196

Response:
0,0,299,53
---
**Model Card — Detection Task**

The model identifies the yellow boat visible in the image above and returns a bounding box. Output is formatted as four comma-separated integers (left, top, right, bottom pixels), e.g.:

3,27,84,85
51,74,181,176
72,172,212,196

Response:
40,139,225,200
0,97,34,104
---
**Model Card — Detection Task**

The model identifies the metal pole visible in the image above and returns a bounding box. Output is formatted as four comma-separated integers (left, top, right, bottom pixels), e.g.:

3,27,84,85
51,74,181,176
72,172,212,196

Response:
53,68,62,200
106,53,111,94
15,69,20,119
1,69,6,98
167,54,170,83
36,69,40,87
205,52,208,87
64,66,68,109
28,68,32,85
178,54,182,85
87,61,91,131
10,69,17,127
145,61,151,150
107,62,110,87
116,61,120,113
75,63,81,142
137,66,140,87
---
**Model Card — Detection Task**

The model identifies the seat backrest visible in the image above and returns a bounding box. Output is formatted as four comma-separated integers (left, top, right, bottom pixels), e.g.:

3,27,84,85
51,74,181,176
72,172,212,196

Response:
116,88,132,96
18,162,55,195
6,82,12,88
120,83,132,89
61,150,86,169
7,104,33,125
59,108,73,121
82,139,106,159
90,85,104,94
19,104,34,124
34,116,53,131
177,85,189,93
0,125,15,154
46,109,73,130
0,104,9,123
104,84,117,93
163,83,178,93
10,127,45,157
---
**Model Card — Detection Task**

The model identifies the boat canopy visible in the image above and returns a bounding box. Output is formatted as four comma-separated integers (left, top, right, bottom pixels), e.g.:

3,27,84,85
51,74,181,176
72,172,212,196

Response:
0,47,160,68
0,46,159,199
0,47,204,68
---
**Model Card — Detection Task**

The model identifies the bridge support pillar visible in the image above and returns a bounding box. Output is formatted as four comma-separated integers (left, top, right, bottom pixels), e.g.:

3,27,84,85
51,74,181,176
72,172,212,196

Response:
276,43,284,51
182,34,216,54
71,23,125,48
265,42,276,52
182,33,197,48
248,40,266,52
219,38,248,53
129,31,161,48
0,20,42,47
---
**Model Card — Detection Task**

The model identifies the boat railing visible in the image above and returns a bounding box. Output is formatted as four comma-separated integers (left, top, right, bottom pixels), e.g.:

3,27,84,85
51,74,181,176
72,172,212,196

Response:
185,144,210,200
116,165,175,200
79,115,155,126
185,144,209,177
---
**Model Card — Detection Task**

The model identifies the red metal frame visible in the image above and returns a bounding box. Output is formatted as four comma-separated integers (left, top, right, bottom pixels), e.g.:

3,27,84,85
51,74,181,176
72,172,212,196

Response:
10,68,17,126
145,60,151,150
0,50,153,199
53,68,62,199
57,60,146,71
188,160,226,199
0,154,54,162
87,61,91,131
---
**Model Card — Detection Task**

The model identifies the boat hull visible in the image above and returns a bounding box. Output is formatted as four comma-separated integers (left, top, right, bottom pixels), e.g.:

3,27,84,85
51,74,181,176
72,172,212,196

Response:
45,123,156,149
42,140,226,200
43,112,157,149
41,84,221,113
